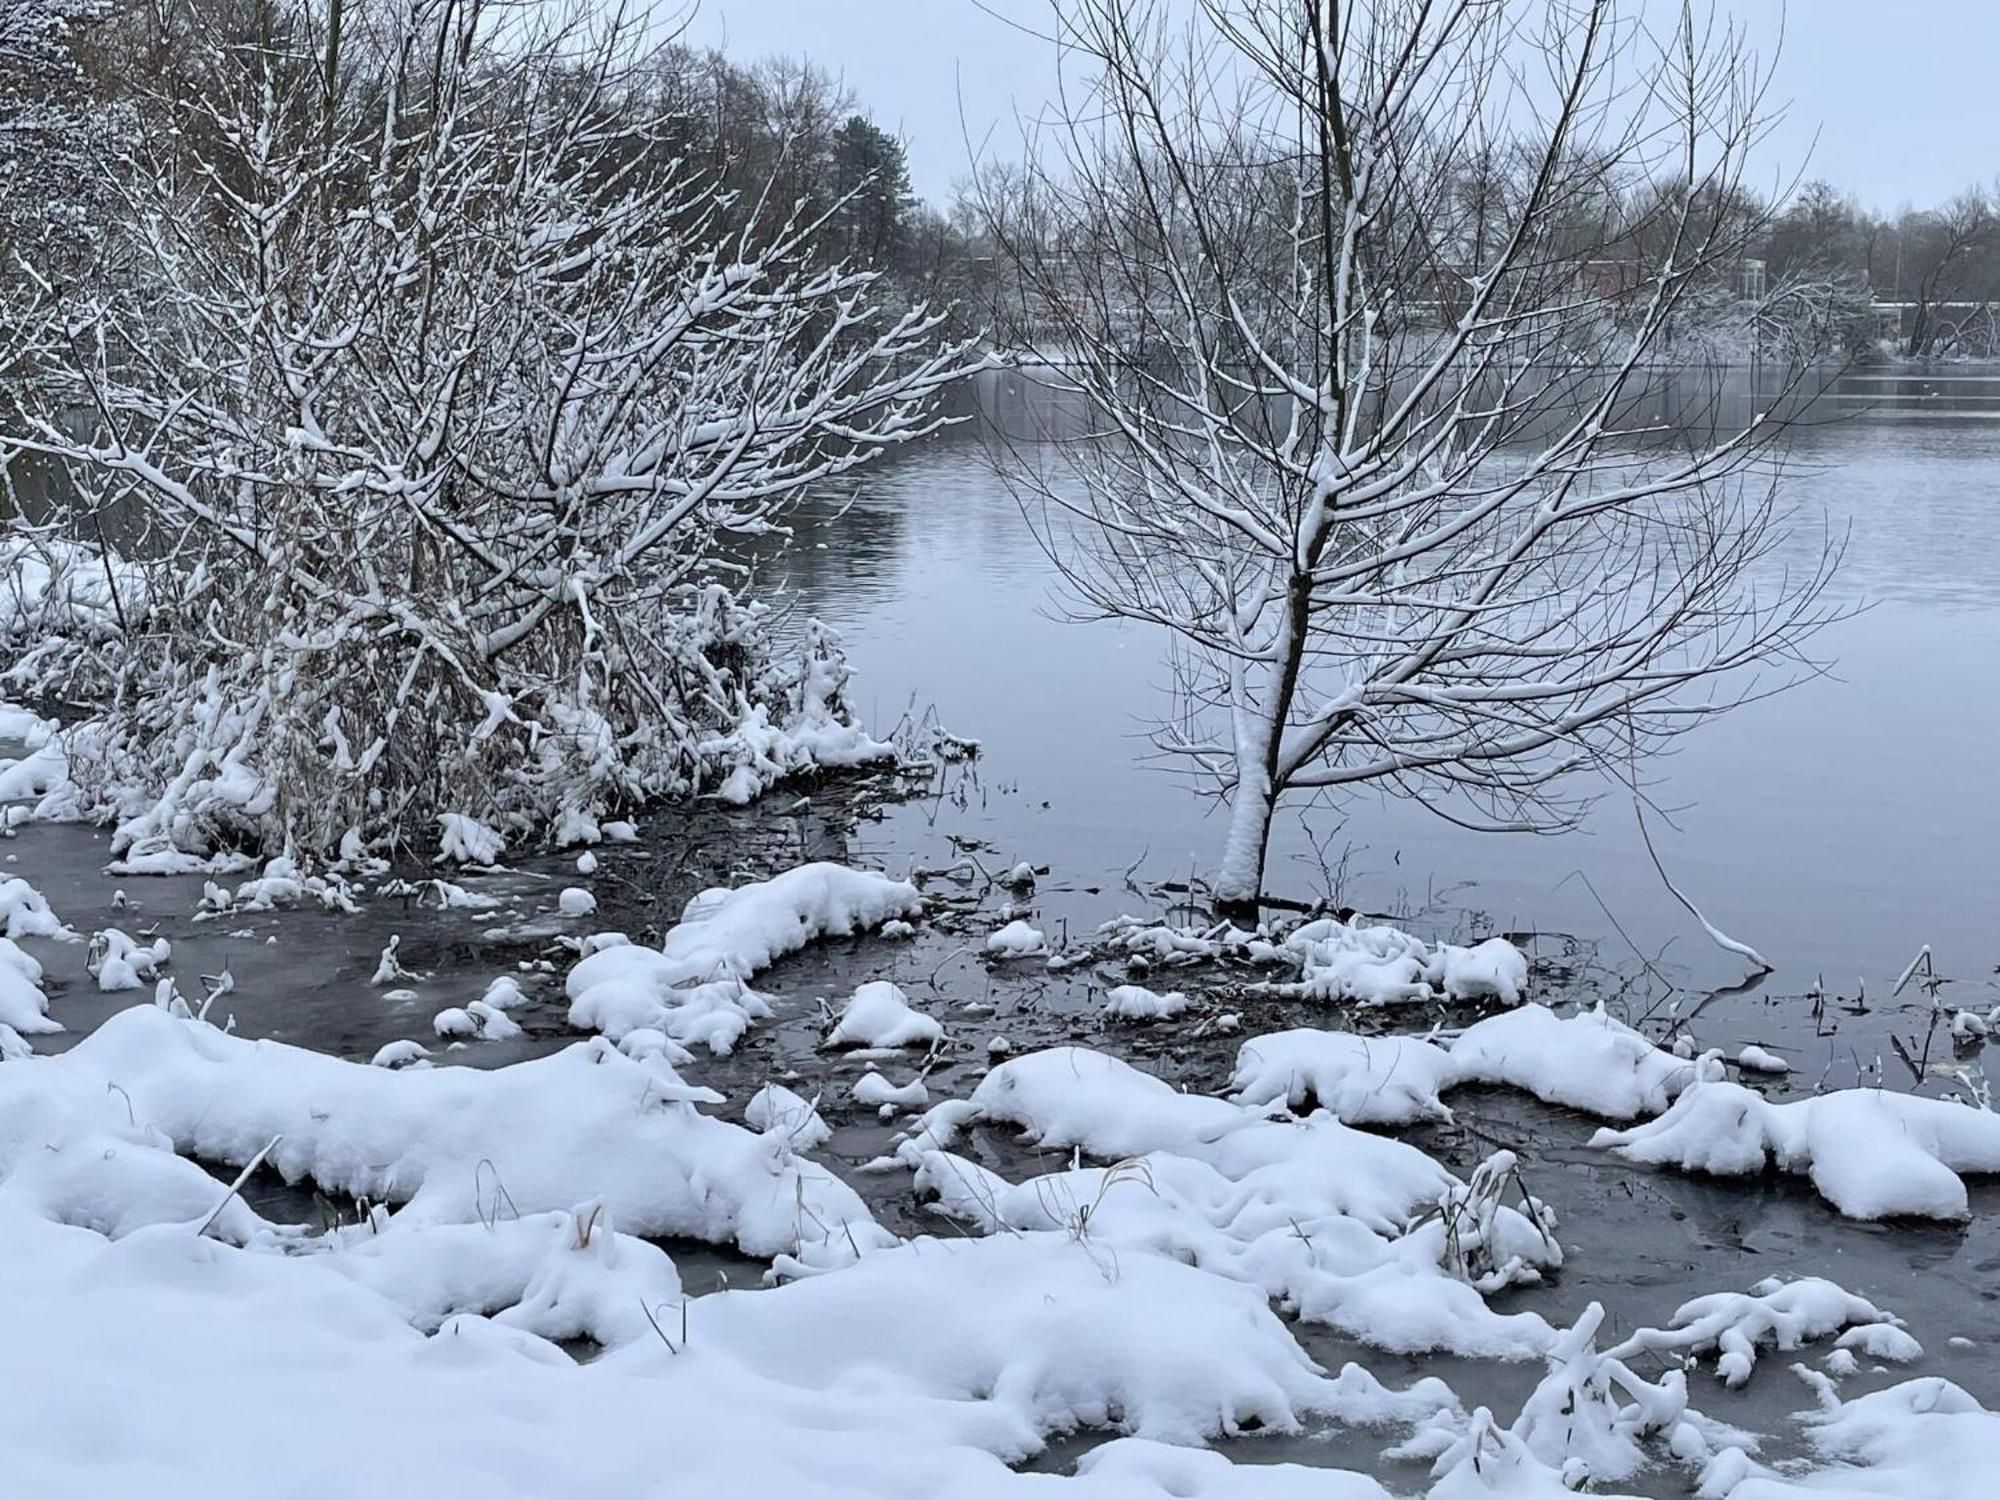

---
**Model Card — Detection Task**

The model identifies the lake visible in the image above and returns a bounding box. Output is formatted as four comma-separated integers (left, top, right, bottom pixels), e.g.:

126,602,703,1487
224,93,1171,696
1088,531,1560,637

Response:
782,367,2000,1008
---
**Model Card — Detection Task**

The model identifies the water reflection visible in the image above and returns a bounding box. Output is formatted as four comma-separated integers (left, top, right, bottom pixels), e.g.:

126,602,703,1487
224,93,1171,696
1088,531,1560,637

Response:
786,369,2000,998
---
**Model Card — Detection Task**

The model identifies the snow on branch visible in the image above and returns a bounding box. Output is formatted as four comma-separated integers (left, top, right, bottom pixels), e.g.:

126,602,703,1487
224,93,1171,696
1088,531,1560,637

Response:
0,0,976,861
973,0,1846,911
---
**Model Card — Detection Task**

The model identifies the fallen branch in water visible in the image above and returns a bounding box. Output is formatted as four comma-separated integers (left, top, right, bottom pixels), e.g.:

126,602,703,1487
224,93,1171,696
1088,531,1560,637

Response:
1633,791,1772,975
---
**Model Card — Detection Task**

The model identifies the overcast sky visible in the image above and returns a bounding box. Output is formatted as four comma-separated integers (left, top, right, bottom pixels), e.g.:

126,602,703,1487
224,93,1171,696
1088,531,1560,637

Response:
684,1,2000,212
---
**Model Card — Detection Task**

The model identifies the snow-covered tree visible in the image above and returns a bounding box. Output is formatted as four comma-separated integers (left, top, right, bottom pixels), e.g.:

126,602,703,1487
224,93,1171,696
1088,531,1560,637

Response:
0,0,119,278
982,0,1843,915
1,0,972,861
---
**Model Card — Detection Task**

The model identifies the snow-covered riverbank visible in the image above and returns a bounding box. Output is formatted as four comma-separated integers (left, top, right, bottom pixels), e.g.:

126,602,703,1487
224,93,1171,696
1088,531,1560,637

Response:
3,800,1998,1497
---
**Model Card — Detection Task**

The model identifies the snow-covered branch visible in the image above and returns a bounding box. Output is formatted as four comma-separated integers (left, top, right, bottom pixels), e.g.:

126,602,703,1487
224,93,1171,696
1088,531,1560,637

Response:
975,0,1843,911
0,0,975,862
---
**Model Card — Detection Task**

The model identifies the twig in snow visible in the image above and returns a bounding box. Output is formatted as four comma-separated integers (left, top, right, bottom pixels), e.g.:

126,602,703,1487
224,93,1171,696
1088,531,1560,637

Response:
197,1134,283,1238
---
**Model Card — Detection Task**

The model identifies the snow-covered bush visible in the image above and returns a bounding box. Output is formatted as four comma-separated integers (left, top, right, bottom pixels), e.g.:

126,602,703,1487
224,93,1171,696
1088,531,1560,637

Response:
0,0,968,864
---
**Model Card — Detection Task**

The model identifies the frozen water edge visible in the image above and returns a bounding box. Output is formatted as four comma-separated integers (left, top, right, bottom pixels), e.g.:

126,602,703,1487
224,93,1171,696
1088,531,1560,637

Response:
1,823,1999,1495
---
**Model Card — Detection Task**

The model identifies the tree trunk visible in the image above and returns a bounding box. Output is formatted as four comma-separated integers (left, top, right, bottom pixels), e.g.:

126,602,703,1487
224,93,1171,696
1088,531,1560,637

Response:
1213,758,1275,922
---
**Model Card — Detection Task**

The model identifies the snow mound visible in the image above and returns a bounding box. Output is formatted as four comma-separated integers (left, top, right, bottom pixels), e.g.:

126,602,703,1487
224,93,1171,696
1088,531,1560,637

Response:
1103,984,1192,1021
1230,1030,1457,1125
1605,1276,1916,1388
972,1047,1256,1160
432,1001,521,1042
0,938,58,1041
985,919,1048,958
745,1083,831,1149
700,1230,1457,1447
1451,1004,1706,1121
89,928,171,991
0,877,75,941
566,862,921,1052
436,813,506,866
854,1070,929,1114
1734,1377,2000,1500
1416,1301,1751,1493
825,980,942,1049
1593,1079,2000,1220
46,1006,892,1272
954,1046,1560,1359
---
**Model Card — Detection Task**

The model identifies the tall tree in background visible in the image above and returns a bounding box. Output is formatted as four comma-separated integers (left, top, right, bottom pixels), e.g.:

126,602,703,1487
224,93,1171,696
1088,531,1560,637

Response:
1892,190,1996,358
981,0,1843,914
832,115,915,267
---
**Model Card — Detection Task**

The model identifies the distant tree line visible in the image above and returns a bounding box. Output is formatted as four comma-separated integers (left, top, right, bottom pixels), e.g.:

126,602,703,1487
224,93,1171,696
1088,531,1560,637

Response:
0,0,993,329
6,0,2000,363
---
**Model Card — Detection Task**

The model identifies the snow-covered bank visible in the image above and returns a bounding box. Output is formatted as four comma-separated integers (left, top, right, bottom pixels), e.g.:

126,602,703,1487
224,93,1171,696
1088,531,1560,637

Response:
0,601,902,872
565,862,923,1052
1,852,1998,1499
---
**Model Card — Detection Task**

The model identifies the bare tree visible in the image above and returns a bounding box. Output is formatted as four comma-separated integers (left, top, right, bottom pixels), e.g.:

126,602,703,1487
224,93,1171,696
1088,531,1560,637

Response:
979,0,1841,915
1,0,971,862
0,0,126,282
1892,189,1995,358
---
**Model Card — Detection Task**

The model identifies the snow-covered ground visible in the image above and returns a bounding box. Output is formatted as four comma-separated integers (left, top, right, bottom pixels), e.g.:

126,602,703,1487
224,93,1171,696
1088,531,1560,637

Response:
2,831,1998,1497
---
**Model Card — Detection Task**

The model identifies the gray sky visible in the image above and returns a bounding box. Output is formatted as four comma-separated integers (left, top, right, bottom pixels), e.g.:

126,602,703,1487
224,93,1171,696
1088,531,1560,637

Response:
685,1,2000,213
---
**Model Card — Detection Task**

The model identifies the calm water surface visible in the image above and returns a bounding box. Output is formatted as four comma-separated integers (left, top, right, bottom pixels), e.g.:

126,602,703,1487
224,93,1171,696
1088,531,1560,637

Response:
786,373,2000,999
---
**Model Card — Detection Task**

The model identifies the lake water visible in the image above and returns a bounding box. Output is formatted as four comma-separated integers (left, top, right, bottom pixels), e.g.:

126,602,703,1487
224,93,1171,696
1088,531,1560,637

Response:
782,369,2000,1012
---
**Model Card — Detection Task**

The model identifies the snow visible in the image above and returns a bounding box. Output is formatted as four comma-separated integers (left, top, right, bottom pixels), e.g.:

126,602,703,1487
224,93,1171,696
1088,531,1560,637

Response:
1727,1378,2000,1499
1103,983,1192,1021
986,918,1048,958
221,856,360,914
1593,1079,2000,1220
1209,916,1532,1009
1223,1006,1707,1129
1,1006,1492,1499
1230,1030,1457,1125
0,875,74,940
435,813,506,866
566,863,922,1052
1437,938,1531,1005
33,1006,891,1272
697,631,897,806
557,886,597,917
0,935,57,1043
88,927,171,991
1451,1004,1706,1121
746,1082,831,1149
854,1069,929,1113
481,975,527,1010
0,849,1991,1497
957,1046,1561,1358
1276,916,1434,1004
432,1000,522,1041
1605,1277,1916,1387
971,1046,1257,1160
1410,1300,1751,1493
1737,1044,1792,1074
825,980,944,1049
